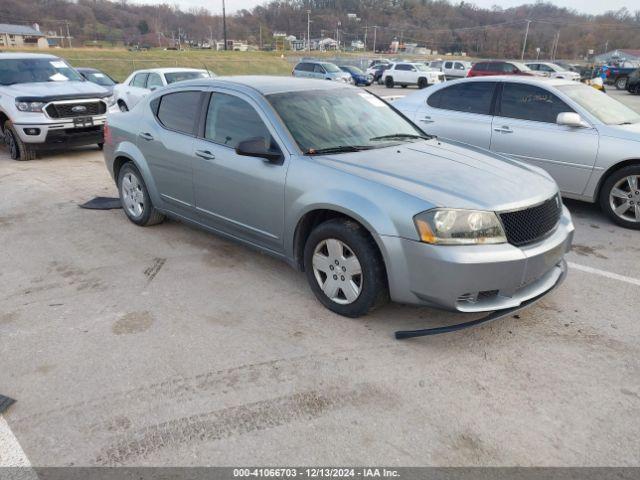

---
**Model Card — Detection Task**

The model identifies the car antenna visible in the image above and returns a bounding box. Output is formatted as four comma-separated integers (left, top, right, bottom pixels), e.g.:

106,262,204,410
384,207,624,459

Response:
200,61,212,78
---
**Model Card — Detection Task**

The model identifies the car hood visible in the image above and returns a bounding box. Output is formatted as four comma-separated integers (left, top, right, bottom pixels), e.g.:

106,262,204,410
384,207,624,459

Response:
8,81,110,101
598,122,640,141
315,139,559,211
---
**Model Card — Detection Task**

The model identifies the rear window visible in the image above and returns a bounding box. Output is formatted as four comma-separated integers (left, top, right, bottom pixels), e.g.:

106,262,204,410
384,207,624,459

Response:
427,82,496,115
156,91,202,134
164,71,208,84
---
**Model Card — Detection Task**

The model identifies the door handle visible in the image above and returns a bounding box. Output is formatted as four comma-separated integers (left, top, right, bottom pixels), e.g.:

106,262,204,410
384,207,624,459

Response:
195,149,216,160
420,116,434,123
493,126,513,133
138,132,154,141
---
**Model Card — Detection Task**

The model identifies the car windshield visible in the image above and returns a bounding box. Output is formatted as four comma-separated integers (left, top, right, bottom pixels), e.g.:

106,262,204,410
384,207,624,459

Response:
512,62,533,72
83,71,116,86
557,84,640,125
322,63,341,73
267,88,427,153
342,66,363,74
414,64,429,71
550,63,567,72
0,58,84,85
164,71,208,84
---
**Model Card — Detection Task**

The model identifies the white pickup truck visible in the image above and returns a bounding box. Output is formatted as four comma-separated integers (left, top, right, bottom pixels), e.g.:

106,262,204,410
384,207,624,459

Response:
0,53,114,160
383,62,444,89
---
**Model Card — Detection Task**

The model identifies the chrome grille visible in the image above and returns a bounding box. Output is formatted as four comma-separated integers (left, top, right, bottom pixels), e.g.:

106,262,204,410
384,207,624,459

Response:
45,101,106,119
499,195,562,247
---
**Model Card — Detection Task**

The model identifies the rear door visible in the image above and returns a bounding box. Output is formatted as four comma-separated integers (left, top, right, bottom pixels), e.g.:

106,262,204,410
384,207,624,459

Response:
140,90,204,212
413,81,497,149
126,72,149,107
191,90,288,252
490,82,598,195
313,64,327,80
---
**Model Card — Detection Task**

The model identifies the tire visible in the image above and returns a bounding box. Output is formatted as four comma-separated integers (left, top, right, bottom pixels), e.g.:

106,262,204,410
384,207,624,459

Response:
97,142,104,150
599,165,640,229
418,77,428,89
401,84,408,88
3,120,36,161
118,101,129,112
385,76,394,88
615,77,627,90
117,162,165,226
303,218,388,317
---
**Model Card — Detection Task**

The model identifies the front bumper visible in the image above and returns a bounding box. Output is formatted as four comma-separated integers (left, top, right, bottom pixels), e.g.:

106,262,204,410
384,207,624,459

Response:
13,115,106,145
380,206,574,312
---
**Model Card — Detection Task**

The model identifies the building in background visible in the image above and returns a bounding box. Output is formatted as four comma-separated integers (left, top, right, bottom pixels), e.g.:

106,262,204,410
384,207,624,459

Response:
0,23,49,48
594,49,640,66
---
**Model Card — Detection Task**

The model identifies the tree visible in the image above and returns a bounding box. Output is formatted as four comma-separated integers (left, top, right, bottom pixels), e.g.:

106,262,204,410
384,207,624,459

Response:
137,19,149,34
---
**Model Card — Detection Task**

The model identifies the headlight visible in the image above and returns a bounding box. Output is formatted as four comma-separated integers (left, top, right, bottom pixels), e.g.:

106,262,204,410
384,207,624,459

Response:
16,101,45,112
413,209,507,245
104,95,116,107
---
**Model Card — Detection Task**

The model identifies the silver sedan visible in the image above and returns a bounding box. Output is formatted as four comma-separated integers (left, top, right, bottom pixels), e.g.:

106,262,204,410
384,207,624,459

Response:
394,76,640,229
103,77,573,329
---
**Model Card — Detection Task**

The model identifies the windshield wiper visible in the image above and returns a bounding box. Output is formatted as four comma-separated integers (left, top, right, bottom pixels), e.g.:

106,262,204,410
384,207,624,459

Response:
369,133,431,141
305,145,374,155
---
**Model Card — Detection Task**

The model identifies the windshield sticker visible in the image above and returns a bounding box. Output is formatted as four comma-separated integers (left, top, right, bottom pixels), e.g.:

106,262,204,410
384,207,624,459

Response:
49,72,69,81
50,61,67,69
358,93,385,107
94,73,105,78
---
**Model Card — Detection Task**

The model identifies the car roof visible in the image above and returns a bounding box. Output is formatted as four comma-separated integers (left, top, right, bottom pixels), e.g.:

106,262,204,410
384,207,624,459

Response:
131,67,207,75
76,67,100,72
167,75,354,95
442,76,577,87
0,52,60,60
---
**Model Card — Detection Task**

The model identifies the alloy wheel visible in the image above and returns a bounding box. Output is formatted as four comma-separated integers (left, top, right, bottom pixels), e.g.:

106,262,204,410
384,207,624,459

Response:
312,238,362,305
609,175,640,223
121,171,145,218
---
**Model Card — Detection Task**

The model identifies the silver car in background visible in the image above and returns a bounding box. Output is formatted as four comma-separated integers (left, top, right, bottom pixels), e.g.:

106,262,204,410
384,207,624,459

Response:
292,61,352,83
103,77,573,326
394,76,640,228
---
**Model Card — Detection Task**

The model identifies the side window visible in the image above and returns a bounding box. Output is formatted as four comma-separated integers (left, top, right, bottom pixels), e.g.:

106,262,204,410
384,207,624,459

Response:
503,63,517,73
156,91,202,134
147,73,163,89
454,62,464,70
131,73,148,87
474,63,487,71
499,83,574,123
444,62,453,69
427,82,495,115
313,64,326,74
295,63,309,72
396,64,410,71
205,93,273,150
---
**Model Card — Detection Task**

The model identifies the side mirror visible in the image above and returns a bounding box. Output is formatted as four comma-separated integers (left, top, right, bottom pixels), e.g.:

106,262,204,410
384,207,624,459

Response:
236,137,283,164
149,86,158,91
557,112,588,128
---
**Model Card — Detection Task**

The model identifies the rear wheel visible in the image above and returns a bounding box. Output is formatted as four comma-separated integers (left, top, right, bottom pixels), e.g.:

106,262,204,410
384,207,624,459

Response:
418,77,428,89
3,120,36,161
117,163,165,226
615,77,628,90
97,142,104,150
401,84,408,88
599,165,640,229
303,218,388,317
385,76,394,88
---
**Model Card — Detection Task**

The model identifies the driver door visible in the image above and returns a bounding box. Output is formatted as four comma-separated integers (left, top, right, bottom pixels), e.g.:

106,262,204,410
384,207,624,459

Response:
192,90,288,252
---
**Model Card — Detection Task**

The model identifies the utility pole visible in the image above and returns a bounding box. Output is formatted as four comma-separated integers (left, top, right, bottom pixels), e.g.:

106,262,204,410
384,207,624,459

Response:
222,0,228,50
520,19,531,60
603,40,609,53
306,10,311,52
372,25,378,54
209,25,213,48
259,24,262,50
363,25,368,51
65,21,71,48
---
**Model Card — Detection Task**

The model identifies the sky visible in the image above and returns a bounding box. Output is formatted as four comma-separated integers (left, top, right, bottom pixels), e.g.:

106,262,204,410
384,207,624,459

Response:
185,0,632,16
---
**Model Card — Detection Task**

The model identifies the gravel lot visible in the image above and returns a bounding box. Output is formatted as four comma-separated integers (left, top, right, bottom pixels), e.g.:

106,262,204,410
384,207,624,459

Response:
1,87,639,467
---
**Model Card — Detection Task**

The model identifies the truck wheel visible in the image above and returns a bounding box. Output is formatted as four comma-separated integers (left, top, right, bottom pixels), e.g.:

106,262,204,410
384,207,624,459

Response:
117,162,165,227
3,121,36,161
599,165,640,229
118,101,129,112
385,77,395,88
303,218,388,317
97,143,104,150
401,84,407,88
418,77,429,89
615,77,627,90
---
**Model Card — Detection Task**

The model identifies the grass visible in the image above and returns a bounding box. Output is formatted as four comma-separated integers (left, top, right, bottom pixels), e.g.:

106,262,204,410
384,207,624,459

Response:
40,48,295,81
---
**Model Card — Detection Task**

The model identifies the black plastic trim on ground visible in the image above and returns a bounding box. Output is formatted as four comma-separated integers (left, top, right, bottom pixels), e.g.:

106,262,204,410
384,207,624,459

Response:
79,197,122,210
0,394,16,414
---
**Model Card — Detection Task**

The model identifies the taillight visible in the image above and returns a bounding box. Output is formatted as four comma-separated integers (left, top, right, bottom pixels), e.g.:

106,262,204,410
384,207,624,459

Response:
103,120,112,145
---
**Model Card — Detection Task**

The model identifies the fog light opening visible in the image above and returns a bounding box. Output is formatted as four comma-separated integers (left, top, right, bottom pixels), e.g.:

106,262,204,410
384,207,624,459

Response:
24,128,40,136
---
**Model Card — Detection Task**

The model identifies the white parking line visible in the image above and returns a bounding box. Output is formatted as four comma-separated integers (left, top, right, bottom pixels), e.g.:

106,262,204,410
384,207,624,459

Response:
568,261,640,287
0,416,31,467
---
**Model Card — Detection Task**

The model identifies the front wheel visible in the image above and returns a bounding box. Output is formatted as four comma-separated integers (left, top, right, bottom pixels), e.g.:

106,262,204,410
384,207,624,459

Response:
385,76,394,88
418,77,428,89
303,218,388,317
117,163,165,226
3,120,36,161
599,165,640,229
615,77,628,90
